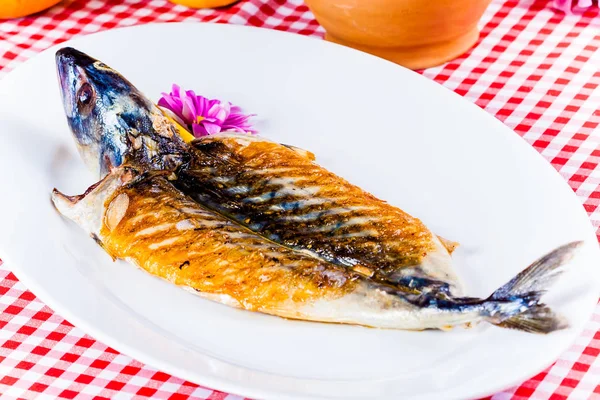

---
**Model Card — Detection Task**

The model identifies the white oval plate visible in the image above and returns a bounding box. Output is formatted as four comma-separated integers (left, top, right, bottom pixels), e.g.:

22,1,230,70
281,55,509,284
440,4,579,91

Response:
0,23,598,400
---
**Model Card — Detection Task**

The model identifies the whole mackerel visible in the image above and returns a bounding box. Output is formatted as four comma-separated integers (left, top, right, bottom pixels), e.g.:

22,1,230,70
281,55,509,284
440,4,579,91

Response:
54,47,582,333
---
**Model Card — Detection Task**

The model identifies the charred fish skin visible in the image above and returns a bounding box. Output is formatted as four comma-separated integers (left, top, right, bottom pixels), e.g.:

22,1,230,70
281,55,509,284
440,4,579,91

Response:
54,48,464,296
51,167,579,332
178,133,461,292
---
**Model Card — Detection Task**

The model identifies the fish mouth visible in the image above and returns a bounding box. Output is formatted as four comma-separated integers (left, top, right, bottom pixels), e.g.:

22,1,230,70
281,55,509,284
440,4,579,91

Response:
55,48,100,87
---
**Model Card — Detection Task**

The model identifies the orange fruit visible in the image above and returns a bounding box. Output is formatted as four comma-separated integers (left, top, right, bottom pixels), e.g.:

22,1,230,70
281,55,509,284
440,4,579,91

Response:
0,0,62,19
168,0,239,8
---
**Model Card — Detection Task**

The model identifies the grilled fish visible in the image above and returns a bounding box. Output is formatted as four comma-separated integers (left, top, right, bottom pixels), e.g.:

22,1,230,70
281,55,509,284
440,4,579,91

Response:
55,47,465,296
54,47,584,333
52,166,579,332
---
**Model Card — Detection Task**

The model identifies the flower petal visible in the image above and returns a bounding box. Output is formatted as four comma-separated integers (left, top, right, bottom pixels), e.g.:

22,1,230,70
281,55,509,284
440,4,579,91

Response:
172,84,181,98
208,102,230,124
182,97,199,123
158,95,183,115
191,123,208,137
203,122,223,135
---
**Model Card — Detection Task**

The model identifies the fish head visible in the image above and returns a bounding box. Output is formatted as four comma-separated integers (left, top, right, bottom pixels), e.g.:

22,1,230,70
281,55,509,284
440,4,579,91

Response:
56,47,186,177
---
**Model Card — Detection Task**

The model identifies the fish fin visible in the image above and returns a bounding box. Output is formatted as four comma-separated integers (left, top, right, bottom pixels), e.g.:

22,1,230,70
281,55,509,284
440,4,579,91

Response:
485,241,584,334
495,304,568,334
51,188,86,219
437,235,459,254
490,241,583,302
51,188,79,208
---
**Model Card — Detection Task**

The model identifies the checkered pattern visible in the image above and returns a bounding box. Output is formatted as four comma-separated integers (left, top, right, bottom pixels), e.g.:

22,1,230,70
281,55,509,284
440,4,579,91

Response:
0,0,598,398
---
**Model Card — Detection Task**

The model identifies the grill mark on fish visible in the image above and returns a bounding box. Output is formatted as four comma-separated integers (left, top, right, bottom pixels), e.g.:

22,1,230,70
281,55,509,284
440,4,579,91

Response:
175,219,195,231
301,217,381,233
148,236,180,250
279,207,370,222
135,223,175,237
212,176,233,184
127,212,153,224
246,167,295,175
338,216,381,227
338,230,379,238
279,211,325,222
223,231,259,240
178,207,223,219
226,185,251,195
270,198,332,211
243,186,321,204
267,177,305,185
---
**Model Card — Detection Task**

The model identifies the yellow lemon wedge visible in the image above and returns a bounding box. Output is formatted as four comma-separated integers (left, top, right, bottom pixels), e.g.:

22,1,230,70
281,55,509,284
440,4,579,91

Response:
159,107,196,143
0,0,62,19
169,116,196,143
167,0,239,9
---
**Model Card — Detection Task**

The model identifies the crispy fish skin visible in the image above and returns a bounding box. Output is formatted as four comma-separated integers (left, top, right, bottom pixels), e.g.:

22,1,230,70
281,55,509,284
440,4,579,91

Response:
52,169,357,320
52,168,580,332
179,132,460,293
102,174,362,314
55,47,464,296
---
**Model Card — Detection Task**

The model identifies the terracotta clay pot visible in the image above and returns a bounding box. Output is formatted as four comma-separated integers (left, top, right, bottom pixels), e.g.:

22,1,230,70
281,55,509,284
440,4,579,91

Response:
304,0,492,70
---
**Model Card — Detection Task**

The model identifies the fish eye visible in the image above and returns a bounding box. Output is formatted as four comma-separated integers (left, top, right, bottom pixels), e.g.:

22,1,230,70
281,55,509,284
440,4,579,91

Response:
77,82,95,115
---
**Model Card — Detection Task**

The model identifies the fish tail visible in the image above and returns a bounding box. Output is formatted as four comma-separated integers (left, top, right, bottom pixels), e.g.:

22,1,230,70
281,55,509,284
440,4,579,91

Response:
483,241,584,334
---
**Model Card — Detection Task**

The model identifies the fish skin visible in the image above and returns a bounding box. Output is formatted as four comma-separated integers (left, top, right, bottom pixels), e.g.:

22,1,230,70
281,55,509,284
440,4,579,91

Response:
51,167,577,332
55,47,464,296
178,132,461,293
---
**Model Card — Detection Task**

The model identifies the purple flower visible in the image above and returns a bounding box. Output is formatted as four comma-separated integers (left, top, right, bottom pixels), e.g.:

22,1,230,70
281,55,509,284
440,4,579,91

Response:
553,0,594,13
158,84,256,137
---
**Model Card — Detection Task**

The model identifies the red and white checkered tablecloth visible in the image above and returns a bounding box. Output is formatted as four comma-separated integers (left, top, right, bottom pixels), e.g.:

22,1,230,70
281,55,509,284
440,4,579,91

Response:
0,0,599,398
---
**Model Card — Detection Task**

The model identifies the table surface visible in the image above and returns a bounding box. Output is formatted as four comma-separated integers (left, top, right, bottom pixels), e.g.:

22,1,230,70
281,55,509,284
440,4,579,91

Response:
0,0,599,399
